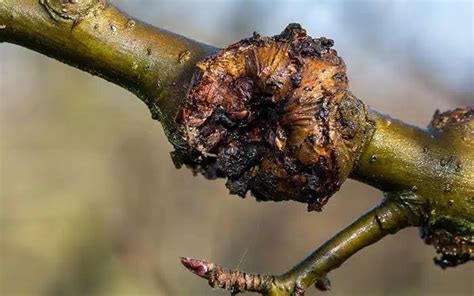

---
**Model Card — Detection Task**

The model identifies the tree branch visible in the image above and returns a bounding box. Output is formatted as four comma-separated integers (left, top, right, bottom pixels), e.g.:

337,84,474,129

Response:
0,0,217,145
181,196,424,295
1,1,473,295
278,195,424,291
353,110,474,232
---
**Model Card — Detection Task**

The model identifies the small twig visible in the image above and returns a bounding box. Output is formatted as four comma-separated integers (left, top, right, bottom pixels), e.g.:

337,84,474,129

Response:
180,198,423,295
180,257,274,294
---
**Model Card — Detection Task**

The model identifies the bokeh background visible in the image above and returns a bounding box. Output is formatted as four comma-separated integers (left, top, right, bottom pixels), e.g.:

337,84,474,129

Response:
1,0,473,295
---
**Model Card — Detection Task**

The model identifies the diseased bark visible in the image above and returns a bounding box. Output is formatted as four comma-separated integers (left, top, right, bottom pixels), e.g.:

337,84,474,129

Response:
176,25,371,212
1,1,472,295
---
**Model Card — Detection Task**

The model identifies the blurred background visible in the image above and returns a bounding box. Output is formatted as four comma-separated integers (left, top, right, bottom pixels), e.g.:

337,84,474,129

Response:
1,0,473,295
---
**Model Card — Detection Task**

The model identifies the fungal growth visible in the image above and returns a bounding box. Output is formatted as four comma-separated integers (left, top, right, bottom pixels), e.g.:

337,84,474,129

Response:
421,227,474,268
176,24,371,211
429,106,474,132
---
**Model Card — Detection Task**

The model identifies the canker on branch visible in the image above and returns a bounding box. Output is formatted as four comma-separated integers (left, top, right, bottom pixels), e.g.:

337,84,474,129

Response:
175,24,371,211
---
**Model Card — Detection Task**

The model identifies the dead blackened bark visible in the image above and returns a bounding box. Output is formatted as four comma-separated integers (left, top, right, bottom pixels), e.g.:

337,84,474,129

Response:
176,24,371,212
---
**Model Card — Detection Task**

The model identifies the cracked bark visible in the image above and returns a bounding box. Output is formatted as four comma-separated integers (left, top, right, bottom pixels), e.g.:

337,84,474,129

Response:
1,1,472,295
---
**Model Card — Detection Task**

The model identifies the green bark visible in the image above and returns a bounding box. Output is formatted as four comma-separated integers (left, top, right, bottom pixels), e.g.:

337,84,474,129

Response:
0,0,217,147
354,111,474,237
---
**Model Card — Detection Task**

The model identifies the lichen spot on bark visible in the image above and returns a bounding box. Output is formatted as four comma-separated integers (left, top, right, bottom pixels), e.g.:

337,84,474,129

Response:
176,24,369,211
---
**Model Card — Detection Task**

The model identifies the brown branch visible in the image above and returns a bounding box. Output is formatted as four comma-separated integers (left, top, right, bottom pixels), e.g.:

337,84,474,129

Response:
1,1,473,295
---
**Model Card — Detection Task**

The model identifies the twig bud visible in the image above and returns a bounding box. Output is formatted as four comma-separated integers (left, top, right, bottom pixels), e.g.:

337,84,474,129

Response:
180,257,273,294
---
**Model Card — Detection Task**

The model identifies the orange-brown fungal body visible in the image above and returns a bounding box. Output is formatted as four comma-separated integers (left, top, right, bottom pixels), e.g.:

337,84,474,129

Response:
176,24,369,211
